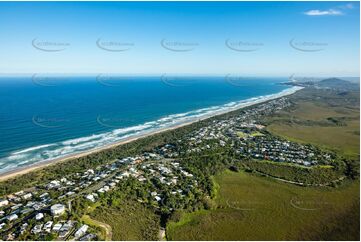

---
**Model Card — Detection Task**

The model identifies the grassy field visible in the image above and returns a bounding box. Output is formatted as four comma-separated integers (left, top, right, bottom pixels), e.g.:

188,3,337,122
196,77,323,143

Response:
267,100,359,159
167,88,360,240
167,170,359,240
250,131,264,137
237,131,247,138
90,200,160,241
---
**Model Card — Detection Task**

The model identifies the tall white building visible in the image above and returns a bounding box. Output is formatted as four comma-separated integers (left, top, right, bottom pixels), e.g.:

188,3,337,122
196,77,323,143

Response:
50,204,65,216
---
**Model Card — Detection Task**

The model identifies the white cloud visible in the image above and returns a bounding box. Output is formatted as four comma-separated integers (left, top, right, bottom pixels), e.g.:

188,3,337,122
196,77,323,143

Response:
304,9,343,16
304,3,355,16
340,3,354,9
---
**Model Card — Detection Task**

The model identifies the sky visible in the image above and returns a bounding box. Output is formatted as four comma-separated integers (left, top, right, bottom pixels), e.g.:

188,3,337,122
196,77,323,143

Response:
0,1,359,77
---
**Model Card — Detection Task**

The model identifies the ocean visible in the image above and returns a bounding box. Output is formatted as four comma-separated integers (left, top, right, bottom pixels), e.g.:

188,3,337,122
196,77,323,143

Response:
0,75,295,173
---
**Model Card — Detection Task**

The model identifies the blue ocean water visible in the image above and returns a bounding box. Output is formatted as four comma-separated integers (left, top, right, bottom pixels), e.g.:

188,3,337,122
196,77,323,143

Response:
0,76,291,173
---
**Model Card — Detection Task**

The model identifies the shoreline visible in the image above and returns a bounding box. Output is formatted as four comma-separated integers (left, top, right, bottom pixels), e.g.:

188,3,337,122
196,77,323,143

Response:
0,86,303,182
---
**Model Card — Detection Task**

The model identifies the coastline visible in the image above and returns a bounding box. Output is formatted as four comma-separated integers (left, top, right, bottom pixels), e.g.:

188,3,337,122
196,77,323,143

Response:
0,86,303,182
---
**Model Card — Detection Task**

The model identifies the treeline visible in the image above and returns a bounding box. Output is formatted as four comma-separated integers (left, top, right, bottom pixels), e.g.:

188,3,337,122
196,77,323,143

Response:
0,88,358,196
236,159,347,186
0,100,254,196
181,149,235,198
0,123,196,196
91,200,160,240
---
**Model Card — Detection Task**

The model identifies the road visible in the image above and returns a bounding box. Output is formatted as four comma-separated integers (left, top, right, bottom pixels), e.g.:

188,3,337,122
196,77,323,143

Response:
81,215,112,241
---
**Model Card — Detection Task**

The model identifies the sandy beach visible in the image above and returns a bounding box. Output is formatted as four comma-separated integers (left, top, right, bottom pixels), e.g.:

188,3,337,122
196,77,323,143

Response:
0,123,191,182
0,86,303,182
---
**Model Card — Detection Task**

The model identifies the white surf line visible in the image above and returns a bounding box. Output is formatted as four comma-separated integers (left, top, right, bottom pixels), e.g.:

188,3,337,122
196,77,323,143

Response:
0,86,304,173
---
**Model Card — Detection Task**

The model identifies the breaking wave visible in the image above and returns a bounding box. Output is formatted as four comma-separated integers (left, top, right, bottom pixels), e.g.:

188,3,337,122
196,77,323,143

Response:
0,86,303,173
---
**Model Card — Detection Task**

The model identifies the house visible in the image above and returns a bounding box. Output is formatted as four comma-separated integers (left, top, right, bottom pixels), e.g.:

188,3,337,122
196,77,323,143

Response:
85,169,95,175
59,220,73,238
6,233,15,240
26,201,35,207
171,178,177,185
14,191,24,196
138,177,146,182
75,224,89,239
31,224,43,234
79,233,96,241
39,193,49,199
20,223,28,234
50,204,65,216
52,223,62,232
35,213,44,220
85,194,95,203
21,208,33,215
22,193,32,200
44,221,53,233
66,191,75,197
48,180,61,188
7,214,18,221
0,199,9,207
11,203,23,210
33,202,46,211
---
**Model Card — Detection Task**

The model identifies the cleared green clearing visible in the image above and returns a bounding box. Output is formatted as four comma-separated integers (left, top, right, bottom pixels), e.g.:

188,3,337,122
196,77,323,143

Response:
167,89,360,240
250,131,264,137
236,131,247,138
237,131,264,138
267,101,359,159
291,101,357,121
91,201,160,241
269,123,359,158
166,170,359,241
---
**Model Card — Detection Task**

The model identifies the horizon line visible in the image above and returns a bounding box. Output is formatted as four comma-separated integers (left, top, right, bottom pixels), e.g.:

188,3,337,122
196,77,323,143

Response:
0,73,359,79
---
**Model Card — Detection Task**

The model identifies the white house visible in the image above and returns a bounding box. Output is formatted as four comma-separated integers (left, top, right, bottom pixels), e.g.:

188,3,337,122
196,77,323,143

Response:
75,224,89,238
0,199,9,207
35,213,44,220
44,221,53,232
85,194,95,203
52,223,62,232
50,204,65,216
7,214,18,221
